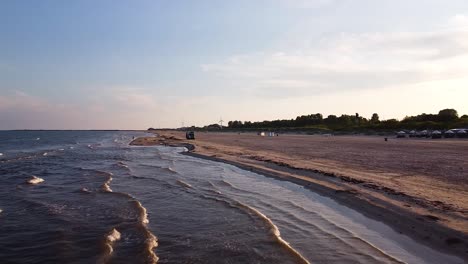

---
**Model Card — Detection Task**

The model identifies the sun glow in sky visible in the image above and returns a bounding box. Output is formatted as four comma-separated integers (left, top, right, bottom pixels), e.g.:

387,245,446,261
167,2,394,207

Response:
1,0,468,129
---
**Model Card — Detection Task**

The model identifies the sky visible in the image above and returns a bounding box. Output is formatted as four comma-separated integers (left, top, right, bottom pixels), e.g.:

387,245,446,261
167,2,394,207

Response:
1,0,468,129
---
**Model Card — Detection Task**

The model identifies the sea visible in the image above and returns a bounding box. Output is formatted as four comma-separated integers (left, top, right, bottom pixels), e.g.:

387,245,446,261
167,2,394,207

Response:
0,131,464,264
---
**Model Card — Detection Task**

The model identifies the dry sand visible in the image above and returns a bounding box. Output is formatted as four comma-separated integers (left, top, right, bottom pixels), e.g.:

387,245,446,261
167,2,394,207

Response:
131,130,468,260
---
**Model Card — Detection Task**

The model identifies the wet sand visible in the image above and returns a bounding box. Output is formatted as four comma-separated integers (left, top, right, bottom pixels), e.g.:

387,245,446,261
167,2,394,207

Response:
131,131,468,261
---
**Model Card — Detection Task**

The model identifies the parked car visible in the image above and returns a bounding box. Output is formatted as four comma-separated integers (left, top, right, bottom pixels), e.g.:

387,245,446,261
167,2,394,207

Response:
431,130,442,139
396,131,406,138
444,130,455,138
456,129,467,138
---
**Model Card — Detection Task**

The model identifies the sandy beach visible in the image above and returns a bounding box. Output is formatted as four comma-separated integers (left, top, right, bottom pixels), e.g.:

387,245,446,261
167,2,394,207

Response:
131,130,468,260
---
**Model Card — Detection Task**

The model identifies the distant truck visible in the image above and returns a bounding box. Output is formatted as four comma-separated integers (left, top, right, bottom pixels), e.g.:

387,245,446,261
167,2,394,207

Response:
186,131,195,140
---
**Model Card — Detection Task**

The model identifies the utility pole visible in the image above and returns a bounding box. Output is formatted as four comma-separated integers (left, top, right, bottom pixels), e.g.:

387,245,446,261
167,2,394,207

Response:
219,117,224,128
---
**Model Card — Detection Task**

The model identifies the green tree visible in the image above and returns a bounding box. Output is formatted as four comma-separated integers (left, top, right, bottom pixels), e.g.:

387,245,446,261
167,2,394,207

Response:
371,113,380,123
438,109,458,122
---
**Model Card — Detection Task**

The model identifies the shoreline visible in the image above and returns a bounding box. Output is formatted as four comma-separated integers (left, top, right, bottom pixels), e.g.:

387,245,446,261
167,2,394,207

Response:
130,133,468,261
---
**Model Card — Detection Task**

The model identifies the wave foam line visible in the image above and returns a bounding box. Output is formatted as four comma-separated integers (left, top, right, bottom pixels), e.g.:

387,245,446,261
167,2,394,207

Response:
130,200,158,263
97,193,158,262
246,198,404,263
1,151,53,163
200,193,309,264
116,161,130,169
236,202,311,264
219,179,235,188
101,176,113,192
284,201,406,263
138,164,178,174
93,170,114,193
105,228,121,252
82,169,158,262
98,228,121,264
176,179,192,189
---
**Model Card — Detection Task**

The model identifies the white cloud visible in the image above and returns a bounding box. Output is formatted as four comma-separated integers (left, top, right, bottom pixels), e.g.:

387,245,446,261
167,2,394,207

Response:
447,14,468,30
113,92,159,110
0,91,85,129
201,16,468,98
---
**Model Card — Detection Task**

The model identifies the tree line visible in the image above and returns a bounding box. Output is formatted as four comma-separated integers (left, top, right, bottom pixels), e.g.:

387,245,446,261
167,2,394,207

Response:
225,109,468,132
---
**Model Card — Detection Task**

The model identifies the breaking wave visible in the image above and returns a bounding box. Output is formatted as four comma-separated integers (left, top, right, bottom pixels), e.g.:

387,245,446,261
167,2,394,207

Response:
167,167,177,173
98,228,122,263
235,201,311,264
176,179,192,189
97,171,113,193
26,175,45,185
94,170,158,263
129,200,158,262
116,161,130,170
0,149,58,163
79,187,91,193
199,193,310,264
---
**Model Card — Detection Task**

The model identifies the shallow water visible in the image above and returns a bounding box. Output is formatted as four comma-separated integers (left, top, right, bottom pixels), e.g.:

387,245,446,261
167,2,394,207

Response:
0,131,463,263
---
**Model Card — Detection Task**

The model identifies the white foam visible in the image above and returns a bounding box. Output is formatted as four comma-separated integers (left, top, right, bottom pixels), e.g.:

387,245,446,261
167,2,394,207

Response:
100,173,113,192
99,228,121,260
43,152,48,156
134,200,150,224
80,187,91,193
27,176,44,185
145,232,159,263
0,208,2,213
176,179,192,189
131,200,158,262
101,183,112,192
106,228,121,243
36,137,40,140
238,202,310,264
117,162,129,169
0,153,3,156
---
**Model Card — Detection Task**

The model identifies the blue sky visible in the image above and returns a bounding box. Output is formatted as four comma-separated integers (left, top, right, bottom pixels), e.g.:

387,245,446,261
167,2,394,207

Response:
1,0,468,129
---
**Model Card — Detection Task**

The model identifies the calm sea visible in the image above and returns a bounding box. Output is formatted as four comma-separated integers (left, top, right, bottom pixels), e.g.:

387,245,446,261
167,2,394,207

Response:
0,131,463,264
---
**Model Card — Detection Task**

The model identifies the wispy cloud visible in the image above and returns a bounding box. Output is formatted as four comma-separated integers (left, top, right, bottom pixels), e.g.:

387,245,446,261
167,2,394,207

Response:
202,16,468,98
0,91,84,129
447,14,468,30
0,89,165,129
